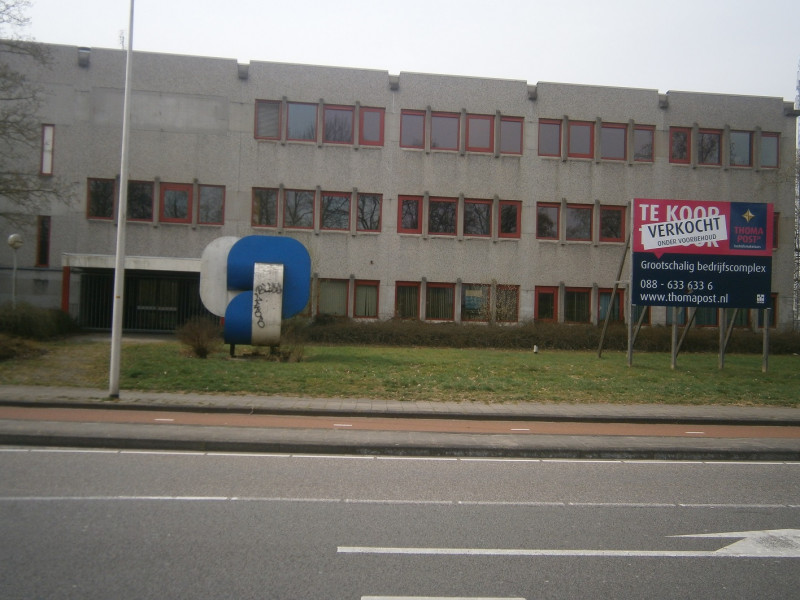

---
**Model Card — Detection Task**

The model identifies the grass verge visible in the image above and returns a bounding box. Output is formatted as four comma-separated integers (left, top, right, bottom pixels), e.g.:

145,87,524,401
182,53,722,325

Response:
0,338,797,406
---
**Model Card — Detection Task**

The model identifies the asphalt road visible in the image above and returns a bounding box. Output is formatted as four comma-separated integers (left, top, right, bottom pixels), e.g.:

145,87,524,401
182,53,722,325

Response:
1,448,798,599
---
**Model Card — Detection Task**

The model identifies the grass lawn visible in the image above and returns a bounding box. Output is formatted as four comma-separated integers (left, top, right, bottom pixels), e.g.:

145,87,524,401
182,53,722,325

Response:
1,337,798,406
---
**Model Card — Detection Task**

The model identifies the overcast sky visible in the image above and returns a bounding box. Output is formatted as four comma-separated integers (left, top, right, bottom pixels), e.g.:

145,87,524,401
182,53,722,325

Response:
20,0,800,102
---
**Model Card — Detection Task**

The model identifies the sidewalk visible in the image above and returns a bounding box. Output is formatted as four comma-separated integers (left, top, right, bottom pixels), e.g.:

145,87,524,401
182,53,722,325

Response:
0,385,798,460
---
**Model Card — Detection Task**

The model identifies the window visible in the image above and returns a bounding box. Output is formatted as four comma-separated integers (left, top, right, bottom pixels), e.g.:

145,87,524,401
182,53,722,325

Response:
633,304,650,325
160,183,192,223
284,189,315,228
466,114,493,153
728,308,749,328
425,283,454,320
496,285,519,322
538,119,561,156
431,112,459,150
499,117,523,154
286,102,317,141
359,107,384,146
463,199,491,236
354,280,379,318
398,195,422,234
87,178,115,219
40,124,54,175
35,215,50,267
536,286,557,321
536,202,559,239
127,181,154,221
566,204,592,241
428,197,457,235
321,192,350,230
499,200,521,238
400,110,425,148
730,130,752,167
633,125,654,162
323,105,353,144
395,282,420,319
255,100,280,139
461,284,490,321
698,129,721,165
760,132,779,168
198,185,224,225
666,307,687,326
568,121,593,158
252,188,278,227
669,127,690,164
600,123,626,160
757,294,777,328
599,206,625,242
357,193,381,232
318,279,348,317
565,288,591,322
598,289,624,322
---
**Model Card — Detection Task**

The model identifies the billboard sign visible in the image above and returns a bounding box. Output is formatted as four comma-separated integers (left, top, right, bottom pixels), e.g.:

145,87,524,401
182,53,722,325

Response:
632,199,772,308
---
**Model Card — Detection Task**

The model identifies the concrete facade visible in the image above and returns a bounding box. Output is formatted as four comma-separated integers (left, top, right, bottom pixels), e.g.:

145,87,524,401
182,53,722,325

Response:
0,43,797,330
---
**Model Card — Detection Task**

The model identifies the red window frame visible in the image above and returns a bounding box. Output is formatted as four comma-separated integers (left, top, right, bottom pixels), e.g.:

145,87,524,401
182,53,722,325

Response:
535,286,558,322
536,202,559,239
400,110,425,149
463,198,492,237
599,205,625,243
499,116,524,155
428,196,457,235
359,107,385,146
356,193,382,232
283,189,315,229
568,121,594,159
461,283,491,322
320,191,351,230
598,288,625,322
317,278,349,317
564,287,591,323
254,99,281,140
538,119,561,157
697,129,722,166
395,281,420,319
600,122,626,160
353,279,380,319
565,204,592,241
760,132,779,168
425,282,455,321
397,195,422,234
669,127,691,164
430,112,460,151
252,187,279,228
633,125,654,162
323,104,354,144
466,114,494,153
772,212,779,249
499,200,521,238
159,182,193,223
35,215,50,267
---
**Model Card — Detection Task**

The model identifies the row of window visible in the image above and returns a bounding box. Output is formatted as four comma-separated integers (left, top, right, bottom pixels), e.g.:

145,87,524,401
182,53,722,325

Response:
87,178,225,224
537,202,625,243
668,127,778,168
254,99,525,155
537,118,780,168
317,280,520,322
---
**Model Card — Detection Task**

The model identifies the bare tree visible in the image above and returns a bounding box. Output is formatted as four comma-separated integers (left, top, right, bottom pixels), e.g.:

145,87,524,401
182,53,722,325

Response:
0,0,66,227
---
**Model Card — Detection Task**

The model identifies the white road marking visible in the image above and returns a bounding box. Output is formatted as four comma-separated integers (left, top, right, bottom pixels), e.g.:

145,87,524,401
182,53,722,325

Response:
154,418,175,422
339,529,800,559
362,597,526,600
333,423,353,427
510,428,530,432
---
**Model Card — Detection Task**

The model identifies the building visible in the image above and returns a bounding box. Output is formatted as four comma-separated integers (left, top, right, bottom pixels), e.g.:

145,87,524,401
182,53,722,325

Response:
1,42,797,331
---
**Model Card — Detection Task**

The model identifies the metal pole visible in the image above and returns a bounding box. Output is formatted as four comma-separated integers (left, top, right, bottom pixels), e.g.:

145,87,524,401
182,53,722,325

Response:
109,0,135,398
11,248,17,309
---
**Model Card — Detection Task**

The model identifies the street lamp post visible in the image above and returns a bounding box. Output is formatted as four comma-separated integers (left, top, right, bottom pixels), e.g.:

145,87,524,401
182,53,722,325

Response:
7,234,23,309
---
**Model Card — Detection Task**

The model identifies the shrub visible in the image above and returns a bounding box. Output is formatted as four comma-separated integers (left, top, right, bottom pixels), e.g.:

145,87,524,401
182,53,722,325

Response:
176,316,223,358
0,333,47,361
0,302,79,340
